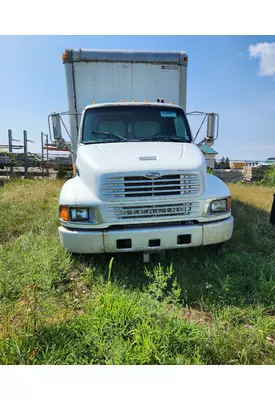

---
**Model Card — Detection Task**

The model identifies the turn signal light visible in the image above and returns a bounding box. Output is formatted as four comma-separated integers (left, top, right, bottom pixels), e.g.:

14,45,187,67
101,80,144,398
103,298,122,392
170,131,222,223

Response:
59,206,69,221
227,196,232,211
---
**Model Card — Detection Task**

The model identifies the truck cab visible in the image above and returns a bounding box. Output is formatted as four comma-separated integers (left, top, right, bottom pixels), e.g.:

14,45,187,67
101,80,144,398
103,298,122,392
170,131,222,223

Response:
51,49,233,261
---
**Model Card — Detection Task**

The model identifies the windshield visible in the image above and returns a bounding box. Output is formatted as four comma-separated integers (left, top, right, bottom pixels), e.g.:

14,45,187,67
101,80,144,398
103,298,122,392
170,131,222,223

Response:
81,105,192,144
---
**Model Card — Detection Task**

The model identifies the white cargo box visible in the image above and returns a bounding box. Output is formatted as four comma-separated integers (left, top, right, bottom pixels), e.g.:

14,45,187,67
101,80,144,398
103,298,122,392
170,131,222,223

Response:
63,49,188,141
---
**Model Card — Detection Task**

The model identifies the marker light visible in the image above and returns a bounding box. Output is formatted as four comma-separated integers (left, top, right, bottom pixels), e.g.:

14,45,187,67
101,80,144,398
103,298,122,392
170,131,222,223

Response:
227,196,232,211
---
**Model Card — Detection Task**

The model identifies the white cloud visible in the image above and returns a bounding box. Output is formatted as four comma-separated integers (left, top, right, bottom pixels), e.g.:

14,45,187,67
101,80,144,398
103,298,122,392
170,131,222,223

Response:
248,42,275,77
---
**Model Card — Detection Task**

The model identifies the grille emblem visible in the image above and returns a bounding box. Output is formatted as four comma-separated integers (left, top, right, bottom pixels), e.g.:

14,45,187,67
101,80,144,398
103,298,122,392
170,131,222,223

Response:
145,172,161,179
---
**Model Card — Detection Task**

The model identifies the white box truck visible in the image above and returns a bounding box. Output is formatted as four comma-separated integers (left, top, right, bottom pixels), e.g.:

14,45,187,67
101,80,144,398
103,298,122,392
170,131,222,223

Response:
50,49,233,262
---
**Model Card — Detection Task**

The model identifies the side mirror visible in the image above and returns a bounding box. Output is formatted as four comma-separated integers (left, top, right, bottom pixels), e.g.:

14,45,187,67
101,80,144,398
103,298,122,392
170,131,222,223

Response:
56,137,67,149
204,137,214,147
205,113,216,146
51,113,62,140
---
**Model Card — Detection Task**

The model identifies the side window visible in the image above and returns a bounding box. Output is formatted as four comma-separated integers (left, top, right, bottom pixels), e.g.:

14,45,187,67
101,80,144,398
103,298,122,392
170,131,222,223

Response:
82,113,94,141
174,116,187,137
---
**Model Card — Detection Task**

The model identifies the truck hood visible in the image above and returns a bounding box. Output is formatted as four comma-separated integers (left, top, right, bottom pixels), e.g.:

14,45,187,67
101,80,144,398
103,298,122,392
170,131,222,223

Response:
77,141,205,174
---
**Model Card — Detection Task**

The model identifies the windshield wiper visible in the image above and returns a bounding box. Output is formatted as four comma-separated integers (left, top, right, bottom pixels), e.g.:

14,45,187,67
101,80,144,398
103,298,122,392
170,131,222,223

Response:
89,131,127,142
137,136,189,142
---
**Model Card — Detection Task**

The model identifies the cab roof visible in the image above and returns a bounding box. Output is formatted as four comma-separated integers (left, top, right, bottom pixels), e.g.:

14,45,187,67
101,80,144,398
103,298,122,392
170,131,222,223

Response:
84,102,183,111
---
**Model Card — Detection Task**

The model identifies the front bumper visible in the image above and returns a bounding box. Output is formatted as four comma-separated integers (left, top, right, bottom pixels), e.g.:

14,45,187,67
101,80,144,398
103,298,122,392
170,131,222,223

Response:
58,216,234,254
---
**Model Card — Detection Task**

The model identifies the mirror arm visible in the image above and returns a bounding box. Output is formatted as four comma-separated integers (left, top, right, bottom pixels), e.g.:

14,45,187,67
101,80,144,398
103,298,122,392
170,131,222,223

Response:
194,114,207,142
187,111,219,145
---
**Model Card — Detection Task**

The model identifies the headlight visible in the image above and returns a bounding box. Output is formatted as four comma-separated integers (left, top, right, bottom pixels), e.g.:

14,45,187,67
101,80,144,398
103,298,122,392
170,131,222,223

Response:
209,197,231,213
69,208,89,221
59,206,98,223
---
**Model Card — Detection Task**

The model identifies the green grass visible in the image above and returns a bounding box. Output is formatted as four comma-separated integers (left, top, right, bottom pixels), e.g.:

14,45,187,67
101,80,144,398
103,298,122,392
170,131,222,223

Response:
0,179,275,364
260,164,275,187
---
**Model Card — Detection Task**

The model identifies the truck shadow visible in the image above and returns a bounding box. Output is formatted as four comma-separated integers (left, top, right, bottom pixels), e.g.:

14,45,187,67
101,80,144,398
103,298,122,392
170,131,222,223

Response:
75,199,275,309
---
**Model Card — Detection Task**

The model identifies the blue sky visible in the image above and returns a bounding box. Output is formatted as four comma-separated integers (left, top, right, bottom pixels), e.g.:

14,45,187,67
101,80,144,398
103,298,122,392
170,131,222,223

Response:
0,35,275,160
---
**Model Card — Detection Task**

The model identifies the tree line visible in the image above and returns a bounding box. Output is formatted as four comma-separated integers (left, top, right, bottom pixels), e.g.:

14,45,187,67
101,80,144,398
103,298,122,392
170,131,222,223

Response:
214,157,230,169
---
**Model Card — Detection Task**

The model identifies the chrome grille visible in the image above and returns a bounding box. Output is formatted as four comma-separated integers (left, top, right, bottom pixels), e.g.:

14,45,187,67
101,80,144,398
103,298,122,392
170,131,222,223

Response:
109,202,200,220
101,173,201,199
